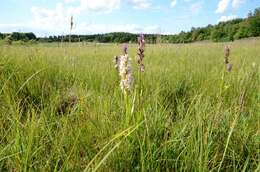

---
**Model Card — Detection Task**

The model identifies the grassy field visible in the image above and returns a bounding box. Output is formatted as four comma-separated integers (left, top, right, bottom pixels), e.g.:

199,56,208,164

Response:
0,39,259,171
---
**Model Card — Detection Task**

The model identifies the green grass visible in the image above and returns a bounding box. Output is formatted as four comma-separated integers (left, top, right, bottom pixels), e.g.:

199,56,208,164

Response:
0,40,259,171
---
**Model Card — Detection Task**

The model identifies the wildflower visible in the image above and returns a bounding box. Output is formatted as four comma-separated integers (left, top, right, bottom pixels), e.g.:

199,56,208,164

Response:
224,45,232,72
140,63,145,72
123,43,128,55
119,54,133,93
113,44,133,93
227,63,233,72
224,45,230,64
137,34,145,72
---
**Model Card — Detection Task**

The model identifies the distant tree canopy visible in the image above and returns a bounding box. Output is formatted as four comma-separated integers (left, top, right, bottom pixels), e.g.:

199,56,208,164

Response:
0,32,36,41
0,32,3,39
37,33,158,44
1,7,260,44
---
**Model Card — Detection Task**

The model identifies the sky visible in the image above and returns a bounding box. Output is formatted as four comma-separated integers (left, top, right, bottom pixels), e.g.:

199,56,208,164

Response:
0,0,259,36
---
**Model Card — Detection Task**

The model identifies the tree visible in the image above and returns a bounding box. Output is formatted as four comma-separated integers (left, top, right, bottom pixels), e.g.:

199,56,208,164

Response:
4,35,12,45
234,23,250,39
0,33,3,39
247,8,260,37
25,32,37,40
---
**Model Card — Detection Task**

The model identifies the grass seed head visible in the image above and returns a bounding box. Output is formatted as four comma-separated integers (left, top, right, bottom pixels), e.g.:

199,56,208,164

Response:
70,16,74,31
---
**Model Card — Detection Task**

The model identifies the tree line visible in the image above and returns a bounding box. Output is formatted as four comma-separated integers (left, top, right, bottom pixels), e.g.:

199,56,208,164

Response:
0,32,36,42
1,7,259,44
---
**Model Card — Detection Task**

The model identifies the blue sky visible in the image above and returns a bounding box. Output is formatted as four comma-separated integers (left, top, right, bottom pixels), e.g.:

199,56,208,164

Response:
0,0,259,36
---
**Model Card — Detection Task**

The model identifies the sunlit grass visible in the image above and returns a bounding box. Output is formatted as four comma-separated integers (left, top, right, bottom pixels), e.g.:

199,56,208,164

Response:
0,40,259,171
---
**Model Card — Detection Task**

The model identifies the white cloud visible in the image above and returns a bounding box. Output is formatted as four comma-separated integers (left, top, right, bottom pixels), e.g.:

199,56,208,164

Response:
64,0,75,3
215,0,230,13
171,0,177,7
190,1,203,15
26,0,123,36
30,0,122,29
31,3,68,30
128,0,151,9
232,0,246,9
57,0,122,14
78,0,121,12
215,0,245,13
0,0,158,36
218,15,237,22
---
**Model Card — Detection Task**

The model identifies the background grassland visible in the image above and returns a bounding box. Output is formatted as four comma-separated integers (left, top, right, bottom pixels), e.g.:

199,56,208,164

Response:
0,39,259,171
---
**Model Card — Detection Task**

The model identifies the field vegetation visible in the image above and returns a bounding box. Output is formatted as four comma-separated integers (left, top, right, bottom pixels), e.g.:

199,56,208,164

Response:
0,39,259,171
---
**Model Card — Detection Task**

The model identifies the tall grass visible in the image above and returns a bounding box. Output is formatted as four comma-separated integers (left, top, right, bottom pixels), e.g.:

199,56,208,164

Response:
0,40,259,171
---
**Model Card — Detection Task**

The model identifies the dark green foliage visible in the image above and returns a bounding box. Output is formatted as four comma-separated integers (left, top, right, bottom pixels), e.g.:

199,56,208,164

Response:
0,32,3,39
0,32,36,42
10,32,36,41
4,35,12,45
38,32,157,44
247,8,260,37
24,32,37,40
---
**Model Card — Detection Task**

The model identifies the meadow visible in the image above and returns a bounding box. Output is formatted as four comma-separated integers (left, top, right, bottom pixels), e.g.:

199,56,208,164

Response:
0,39,259,171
